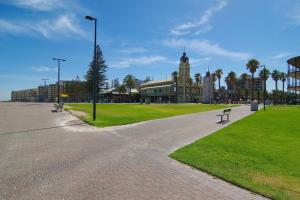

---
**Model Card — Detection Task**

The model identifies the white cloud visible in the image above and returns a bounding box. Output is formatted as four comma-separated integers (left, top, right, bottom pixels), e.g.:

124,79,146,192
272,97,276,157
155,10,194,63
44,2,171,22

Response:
190,57,212,65
31,14,86,38
0,15,86,38
119,47,148,54
163,38,251,60
193,25,212,35
171,0,227,35
171,29,191,36
111,56,167,68
7,0,64,11
287,13,300,26
31,66,57,72
284,1,300,26
269,52,291,60
0,74,43,81
0,19,29,35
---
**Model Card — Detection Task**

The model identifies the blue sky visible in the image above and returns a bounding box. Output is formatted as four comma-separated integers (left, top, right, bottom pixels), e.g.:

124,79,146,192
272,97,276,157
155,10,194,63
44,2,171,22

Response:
1,0,300,100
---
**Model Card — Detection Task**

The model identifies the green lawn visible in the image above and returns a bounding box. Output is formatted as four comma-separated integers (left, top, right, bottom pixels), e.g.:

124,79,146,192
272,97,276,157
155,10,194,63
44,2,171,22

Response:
170,106,300,200
65,103,232,127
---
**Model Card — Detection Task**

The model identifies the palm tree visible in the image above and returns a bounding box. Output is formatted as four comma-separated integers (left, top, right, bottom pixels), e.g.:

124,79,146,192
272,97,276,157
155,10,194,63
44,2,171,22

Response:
194,73,201,101
225,75,229,104
240,73,249,101
259,68,270,103
215,69,223,90
194,73,201,86
117,85,126,95
215,69,223,103
280,72,287,104
116,85,126,102
123,74,136,101
228,71,237,102
188,77,193,102
172,71,178,103
246,59,260,101
259,68,270,81
259,68,270,104
211,73,217,102
271,70,280,104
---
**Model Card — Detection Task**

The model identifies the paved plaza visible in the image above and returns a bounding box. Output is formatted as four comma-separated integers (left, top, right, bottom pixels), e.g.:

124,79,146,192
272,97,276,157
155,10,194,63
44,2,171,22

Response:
0,103,266,200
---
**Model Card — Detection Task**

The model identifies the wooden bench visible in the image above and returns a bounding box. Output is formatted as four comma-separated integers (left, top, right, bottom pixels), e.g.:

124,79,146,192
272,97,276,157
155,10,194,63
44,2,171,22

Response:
217,108,231,123
54,102,64,112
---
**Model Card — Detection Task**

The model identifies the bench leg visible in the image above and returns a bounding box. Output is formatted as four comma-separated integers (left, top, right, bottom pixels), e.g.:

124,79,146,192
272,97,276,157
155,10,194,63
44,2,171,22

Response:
227,114,229,121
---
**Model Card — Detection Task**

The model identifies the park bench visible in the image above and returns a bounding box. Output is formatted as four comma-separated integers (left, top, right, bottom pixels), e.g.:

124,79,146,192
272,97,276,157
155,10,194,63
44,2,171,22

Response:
54,102,64,112
217,108,231,123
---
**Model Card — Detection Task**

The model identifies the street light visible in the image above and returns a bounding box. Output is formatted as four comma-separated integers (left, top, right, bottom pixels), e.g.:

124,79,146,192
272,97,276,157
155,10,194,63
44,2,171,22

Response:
41,78,48,86
52,58,66,104
260,65,266,111
85,15,97,121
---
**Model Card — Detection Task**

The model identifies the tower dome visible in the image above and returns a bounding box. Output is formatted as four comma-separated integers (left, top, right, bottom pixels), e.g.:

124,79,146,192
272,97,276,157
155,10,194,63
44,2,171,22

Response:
180,52,189,63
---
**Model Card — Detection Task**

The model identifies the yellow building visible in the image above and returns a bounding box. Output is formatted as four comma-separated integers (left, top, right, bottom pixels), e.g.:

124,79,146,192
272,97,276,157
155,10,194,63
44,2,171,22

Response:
140,52,202,103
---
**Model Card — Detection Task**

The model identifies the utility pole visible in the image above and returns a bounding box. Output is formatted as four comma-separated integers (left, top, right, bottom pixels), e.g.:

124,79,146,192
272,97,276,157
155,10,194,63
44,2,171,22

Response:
41,78,48,86
52,58,66,104
85,15,98,121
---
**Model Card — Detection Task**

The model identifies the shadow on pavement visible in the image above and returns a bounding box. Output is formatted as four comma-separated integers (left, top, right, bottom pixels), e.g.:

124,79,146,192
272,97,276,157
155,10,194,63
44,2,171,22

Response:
0,123,86,136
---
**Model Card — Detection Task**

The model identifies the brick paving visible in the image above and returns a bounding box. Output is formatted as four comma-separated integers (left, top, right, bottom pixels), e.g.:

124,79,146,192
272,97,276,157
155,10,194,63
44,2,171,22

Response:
0,102,267,200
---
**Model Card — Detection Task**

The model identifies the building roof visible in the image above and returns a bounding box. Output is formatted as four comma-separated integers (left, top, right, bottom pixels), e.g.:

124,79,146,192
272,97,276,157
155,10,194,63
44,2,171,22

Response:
287,56,300,68
140,79,173,86
102,88,139,94
140,84,174,90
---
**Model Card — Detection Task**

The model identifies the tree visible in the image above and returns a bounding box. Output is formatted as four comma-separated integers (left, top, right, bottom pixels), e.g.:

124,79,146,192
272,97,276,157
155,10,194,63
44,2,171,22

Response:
188,77,193,102
259,68,270,81
172,71,178,103
215,69,223,103
105,82,109,90
246,59,260,101
85,44,108,101
194,73,201,86
225,76,229,104
64,79,87,102
211,73,217,102
194,73,201,101
271,70,280,104
111,78,119,88
258,68,270,103
240,73,250,101
228,71,237,102
280,72,287,104
117,85,126,95
259,68,270,103
215,69,223,90
123,74,135,97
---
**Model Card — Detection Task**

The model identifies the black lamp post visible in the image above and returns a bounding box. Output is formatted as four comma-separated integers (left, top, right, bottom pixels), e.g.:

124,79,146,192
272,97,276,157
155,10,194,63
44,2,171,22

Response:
52,58,66,104
85,15,97,121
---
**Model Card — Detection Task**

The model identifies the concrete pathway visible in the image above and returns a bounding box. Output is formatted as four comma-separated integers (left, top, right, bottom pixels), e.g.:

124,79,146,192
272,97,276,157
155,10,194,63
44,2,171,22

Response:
0,103,267,200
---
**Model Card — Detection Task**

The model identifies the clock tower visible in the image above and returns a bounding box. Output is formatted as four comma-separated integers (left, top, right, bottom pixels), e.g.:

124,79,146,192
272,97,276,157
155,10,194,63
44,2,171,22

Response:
177,52,191,103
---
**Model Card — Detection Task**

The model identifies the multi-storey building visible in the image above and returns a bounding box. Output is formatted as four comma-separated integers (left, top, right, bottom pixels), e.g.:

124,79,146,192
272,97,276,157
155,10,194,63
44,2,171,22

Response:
11,88,38,102
287,56,300,104
37,85,50,102
229,77,264,91
47,84,58,102
140,52,205,103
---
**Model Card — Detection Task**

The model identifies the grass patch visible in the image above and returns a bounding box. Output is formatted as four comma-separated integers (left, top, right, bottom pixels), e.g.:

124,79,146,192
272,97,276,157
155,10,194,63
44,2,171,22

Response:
65,103,232,127
170,106,300,200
